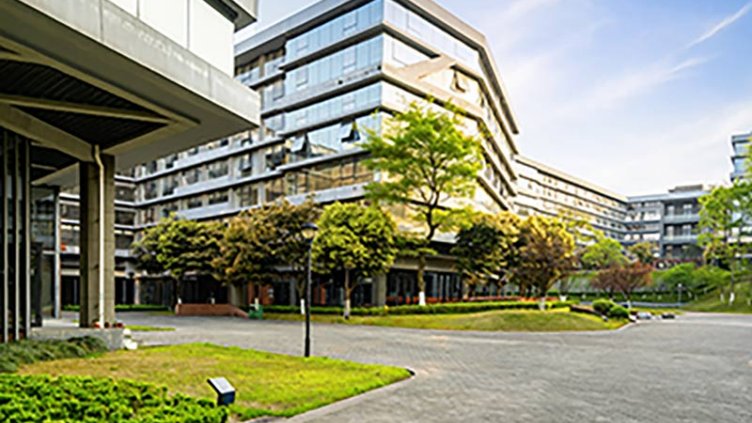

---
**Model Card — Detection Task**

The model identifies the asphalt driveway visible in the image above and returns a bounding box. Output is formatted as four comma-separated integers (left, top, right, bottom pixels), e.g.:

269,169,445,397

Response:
123,312,752,422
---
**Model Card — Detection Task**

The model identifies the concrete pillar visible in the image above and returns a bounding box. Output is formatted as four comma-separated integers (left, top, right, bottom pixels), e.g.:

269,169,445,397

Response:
79,155,115,327
374,274,387,306
133,277,141,305
228,284,245,307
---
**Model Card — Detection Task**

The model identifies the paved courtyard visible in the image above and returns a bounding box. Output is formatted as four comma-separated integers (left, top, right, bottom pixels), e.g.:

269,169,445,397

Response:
122,312,752,422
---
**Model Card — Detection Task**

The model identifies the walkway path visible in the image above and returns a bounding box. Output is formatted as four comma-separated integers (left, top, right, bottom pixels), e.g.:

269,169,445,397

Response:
123,312,752,422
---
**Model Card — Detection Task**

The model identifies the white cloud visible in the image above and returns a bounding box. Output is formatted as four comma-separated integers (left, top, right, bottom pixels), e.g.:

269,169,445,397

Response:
558,56,708,116
580,100,752,195
686,2,752,49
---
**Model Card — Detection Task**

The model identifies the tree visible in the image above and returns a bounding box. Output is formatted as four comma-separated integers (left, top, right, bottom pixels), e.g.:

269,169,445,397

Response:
452,212,520,298
581,236,627,270
213,200,320,311
699,181,752,304
612,262,653,308
628,242,656,265
312,203,397,318
363,102,482,305
657,263,695,292
513,216,577,309
132,215,221,306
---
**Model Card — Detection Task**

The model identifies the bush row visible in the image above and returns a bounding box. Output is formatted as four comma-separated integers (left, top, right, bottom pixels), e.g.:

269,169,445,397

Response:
0,374,227,423
62,304,170,313
263,301,576,316
0,337,107,374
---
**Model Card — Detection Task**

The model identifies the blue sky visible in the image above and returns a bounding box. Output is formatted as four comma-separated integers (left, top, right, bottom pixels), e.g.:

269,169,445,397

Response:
241,0,752,195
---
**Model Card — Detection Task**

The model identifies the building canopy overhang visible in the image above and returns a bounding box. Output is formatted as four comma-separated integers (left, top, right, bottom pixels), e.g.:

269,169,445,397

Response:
0,0,260,185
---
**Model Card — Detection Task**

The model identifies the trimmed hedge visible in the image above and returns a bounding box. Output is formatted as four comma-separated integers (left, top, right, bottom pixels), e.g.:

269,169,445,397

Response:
0,337,107,374
63,304,170,313
264,301,576,316
592,299,616,316
0,374,227,423
608,305,630,319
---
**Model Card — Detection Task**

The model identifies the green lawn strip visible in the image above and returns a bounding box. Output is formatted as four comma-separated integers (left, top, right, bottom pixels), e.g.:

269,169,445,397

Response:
126,325,176,332
19,343,410,420
265,309,626,331
685,283,752,314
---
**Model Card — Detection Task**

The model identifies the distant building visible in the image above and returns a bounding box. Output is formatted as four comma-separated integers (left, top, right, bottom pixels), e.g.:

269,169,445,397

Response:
624,185,709,261
513,156,627,242
730,132,751,181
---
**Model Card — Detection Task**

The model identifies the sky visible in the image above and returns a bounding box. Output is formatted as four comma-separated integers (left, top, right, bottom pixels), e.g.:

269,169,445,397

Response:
238,0,752,196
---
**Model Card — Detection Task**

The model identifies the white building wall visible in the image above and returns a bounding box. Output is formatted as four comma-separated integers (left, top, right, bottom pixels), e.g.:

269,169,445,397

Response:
108,0,233,75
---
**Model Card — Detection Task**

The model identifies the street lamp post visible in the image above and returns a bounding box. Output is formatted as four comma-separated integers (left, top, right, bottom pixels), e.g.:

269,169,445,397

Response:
301,222,318,358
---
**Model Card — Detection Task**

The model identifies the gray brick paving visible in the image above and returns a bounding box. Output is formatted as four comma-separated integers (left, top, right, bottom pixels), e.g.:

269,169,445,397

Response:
120,313,752,422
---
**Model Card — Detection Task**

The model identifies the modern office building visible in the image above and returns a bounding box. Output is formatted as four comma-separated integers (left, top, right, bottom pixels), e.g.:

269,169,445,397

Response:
513,156,627,241
129,0,521,306
624,185,708,262
0,0,259,338
730,132,751,181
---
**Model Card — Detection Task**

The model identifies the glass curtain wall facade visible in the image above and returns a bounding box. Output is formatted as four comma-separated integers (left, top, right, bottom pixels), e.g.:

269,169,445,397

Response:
135,0,518,228
126,0,520,306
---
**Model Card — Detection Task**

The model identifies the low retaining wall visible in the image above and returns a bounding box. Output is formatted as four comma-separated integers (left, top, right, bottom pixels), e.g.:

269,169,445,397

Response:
175,303,248,318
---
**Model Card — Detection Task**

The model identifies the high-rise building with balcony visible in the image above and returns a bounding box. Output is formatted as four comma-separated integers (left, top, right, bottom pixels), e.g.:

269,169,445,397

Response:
624,185,708,262
731,132,751,181
513,156,627,242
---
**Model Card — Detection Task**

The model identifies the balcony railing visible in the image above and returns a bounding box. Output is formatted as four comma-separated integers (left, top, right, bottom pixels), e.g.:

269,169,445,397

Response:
662,213,700,223
662,234,698,244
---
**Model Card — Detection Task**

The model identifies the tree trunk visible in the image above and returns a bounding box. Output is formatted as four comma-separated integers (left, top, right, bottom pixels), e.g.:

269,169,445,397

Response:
344,269,351,319
417,253,427,306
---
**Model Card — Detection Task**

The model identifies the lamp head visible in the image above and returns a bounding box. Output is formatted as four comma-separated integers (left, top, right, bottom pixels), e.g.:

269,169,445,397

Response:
301,222,318,242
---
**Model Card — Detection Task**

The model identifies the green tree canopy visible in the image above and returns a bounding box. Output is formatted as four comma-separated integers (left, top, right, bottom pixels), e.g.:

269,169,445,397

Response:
313,203,397,318
363,102,482,305
628,242,657,264
452,211,520,297
581,237,627,270
132,215,221,305
698,181,752,304
513,216,577,309
213,200,320,306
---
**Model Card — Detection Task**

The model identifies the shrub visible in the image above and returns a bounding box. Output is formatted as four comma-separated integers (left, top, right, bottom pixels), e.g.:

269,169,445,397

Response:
607,305,629,319
264,301,576,316
592,298,616,316
0,374,228,422
0,337,107,374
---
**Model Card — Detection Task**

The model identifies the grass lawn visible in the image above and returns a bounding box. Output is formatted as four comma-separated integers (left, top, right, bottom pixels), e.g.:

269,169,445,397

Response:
265,308,627,332
126,324,176,332
631,307,684,315
686,283,752,314
19,343,410,420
